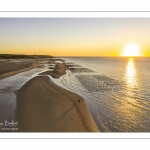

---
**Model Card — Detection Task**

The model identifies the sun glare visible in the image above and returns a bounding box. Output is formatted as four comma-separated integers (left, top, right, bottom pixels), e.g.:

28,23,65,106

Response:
122,43,142,57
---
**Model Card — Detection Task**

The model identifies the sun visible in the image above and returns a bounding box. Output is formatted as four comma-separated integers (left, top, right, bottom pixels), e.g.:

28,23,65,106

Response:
121,43,142,57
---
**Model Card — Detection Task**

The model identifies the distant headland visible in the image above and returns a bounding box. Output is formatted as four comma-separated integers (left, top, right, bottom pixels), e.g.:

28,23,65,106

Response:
0,54,53,59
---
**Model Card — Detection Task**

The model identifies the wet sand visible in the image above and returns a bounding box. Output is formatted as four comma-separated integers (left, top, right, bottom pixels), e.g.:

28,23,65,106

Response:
0,59,39,79
15,76,99,132
14,61,99,132
40,62,68,78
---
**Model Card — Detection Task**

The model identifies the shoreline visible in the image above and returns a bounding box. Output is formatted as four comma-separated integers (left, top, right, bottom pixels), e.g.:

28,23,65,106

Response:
0,58,58,80
15,76,99,132
0,63,39,80
0,59,40,79
14,60,99,132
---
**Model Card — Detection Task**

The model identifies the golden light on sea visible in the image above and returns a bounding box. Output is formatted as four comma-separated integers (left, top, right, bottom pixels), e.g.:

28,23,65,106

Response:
124,58,139,105
125,58,137,88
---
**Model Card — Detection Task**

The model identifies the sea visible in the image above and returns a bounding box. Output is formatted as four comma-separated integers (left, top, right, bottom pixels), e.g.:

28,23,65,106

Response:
59,57,150,132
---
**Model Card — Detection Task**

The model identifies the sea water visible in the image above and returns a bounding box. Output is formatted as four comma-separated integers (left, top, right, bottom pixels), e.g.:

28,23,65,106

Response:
60,57,150,132
0,62,51,124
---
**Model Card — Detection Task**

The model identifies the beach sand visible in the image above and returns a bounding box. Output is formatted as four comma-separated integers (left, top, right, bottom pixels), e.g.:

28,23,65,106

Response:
0,59,40,79
15,76,99,132
14,61,99,132
40,62,68,78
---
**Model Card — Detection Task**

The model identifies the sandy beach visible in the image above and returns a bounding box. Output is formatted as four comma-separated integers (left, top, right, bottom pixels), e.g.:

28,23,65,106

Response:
0,59,39,79
40,62,68,78
0,59,99,132
15,76,99,132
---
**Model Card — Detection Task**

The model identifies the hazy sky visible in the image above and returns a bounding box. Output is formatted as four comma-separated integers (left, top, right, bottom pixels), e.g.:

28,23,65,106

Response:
0,18,150,56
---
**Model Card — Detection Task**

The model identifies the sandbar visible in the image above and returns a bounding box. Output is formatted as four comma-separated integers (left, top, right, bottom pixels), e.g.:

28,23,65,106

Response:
15,76,99,132
14,61,99,132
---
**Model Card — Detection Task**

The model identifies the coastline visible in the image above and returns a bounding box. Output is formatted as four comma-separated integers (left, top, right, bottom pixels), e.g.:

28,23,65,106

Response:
12,60,99,132
15,76,99,132
0,59,39,79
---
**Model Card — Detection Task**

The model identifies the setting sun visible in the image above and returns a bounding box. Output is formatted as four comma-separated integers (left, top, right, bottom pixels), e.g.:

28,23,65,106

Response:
121,43,142,57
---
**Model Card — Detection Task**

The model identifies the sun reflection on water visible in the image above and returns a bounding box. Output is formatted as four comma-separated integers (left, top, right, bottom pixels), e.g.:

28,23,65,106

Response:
124,57,139,105
117,58,140,127
125,58,137,88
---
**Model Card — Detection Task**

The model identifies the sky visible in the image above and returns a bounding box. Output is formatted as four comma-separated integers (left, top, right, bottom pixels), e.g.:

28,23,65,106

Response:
0,18,150,56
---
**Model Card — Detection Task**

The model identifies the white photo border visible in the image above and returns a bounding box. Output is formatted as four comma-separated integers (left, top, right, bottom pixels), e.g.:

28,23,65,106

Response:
0,11,150,139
